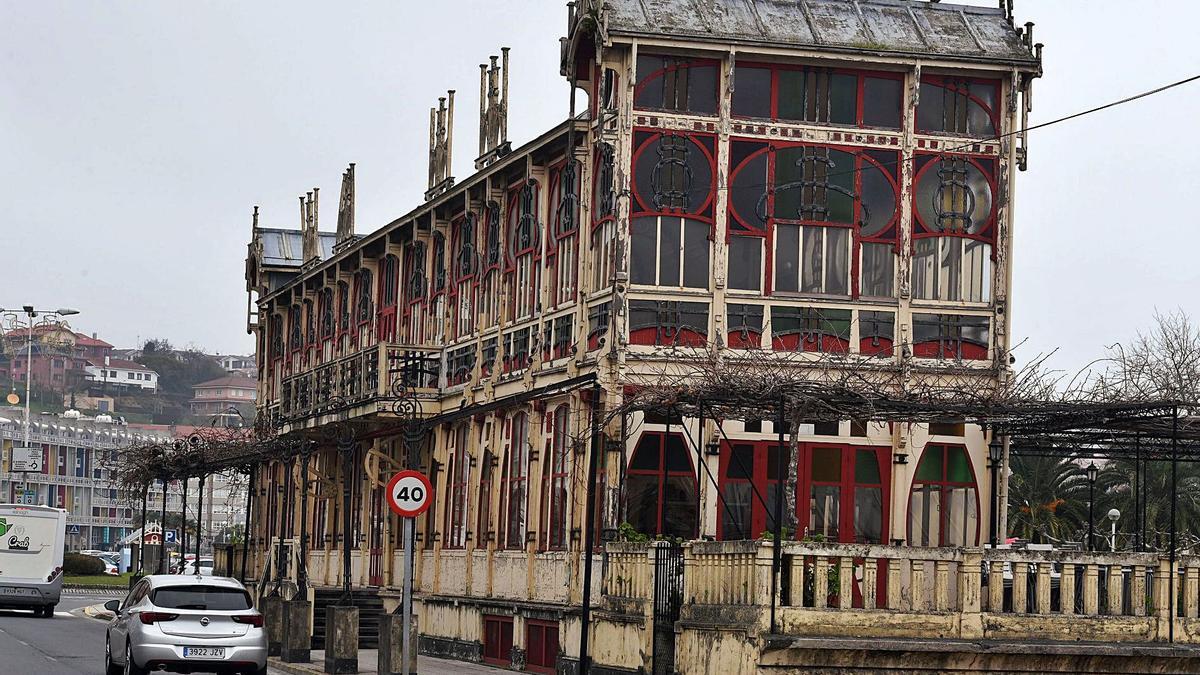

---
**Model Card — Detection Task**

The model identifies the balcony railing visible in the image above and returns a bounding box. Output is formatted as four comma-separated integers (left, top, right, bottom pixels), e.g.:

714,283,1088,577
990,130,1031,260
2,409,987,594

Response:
276,344,441,424
604,540,1200,645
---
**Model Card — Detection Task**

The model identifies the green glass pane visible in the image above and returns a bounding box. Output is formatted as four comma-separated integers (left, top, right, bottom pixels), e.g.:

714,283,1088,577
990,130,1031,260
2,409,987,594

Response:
778,70,807,120
854,449,880,484
830,73,858,124
914,446,943,482
947,446,972,483
810,446,841,482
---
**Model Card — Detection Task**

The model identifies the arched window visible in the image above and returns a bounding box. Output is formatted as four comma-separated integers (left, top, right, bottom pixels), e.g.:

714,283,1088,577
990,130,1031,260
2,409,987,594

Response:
269,314,284,362
634,54,718,115
549,161,580,307
481,202,502,328
402,242,426,343
506,180,541,320
908,444,979,546
319,287,334,341
911,154,996,304
377,255,399,342
500,411,529,549
591,143,616,293
625,432,697,539
542,405,570,550
727,141,899,299
353,269,373,329
452,214,478,338
337,281,350,335
444,424,471,549
629,131,715,290
288,304,303,352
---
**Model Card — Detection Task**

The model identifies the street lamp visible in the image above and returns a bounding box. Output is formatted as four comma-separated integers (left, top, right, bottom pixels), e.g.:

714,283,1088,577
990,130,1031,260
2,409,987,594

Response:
0,306,80,504
1086,462,1099,552
988,436,1004,546
1107,508,1121,552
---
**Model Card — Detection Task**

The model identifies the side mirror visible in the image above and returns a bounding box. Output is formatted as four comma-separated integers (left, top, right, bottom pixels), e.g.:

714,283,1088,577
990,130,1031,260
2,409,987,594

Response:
104,600,121,613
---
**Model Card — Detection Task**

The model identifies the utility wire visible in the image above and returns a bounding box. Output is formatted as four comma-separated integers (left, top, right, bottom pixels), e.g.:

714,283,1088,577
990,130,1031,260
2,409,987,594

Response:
640,73,1200,197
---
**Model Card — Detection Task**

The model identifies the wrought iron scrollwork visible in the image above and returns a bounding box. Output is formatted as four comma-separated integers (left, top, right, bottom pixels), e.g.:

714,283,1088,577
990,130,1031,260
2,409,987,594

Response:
650,134,692,211
508,179,541,261
555,160,581,236
933,157,977,233
758,147,868,226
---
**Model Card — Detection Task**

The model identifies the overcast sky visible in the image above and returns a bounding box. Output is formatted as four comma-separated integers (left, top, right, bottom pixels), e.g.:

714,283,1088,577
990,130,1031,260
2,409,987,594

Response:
2,1,1197,377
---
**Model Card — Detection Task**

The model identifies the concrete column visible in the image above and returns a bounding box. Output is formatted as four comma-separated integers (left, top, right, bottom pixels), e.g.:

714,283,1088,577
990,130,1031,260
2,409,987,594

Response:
377,613,419,674
262,595,283,657
281,598,312,663
324,606,359,674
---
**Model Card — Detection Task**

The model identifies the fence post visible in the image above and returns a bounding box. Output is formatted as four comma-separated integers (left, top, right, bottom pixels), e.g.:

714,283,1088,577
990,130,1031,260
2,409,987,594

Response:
959,549,983,639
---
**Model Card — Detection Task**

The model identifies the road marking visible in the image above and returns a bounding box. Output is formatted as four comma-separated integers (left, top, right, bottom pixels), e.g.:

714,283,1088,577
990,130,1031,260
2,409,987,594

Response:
17,639,28,646
54,612,73,617
45,656,57,662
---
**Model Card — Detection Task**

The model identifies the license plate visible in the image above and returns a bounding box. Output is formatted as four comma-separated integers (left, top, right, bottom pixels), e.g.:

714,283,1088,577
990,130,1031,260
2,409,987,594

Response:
0,587,35,596
182,647,225,659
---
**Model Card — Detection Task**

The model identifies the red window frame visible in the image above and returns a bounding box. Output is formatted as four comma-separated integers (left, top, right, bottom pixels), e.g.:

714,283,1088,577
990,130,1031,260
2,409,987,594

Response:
450,213,478,339
288,304,303,355
633,54,720,116
401,242,426,343
336,281,350,342
731,62,904,130
714,441,891,544
376,254,399,342
625,431,698,540
524,619,560,675
547,160,580,308
319,287,334,344
916,75,1001,137
498,411,529,550
444,424,470,549
716,440,788,541
910,152,998,245
907,443,981,547
482,614,513,667
726,138,900,298
477,446,494,547
505,179,541,321
541,405,570,551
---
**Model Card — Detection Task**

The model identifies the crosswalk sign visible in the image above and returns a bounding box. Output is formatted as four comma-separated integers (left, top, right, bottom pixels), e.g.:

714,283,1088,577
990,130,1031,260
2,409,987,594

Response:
68,525,80,535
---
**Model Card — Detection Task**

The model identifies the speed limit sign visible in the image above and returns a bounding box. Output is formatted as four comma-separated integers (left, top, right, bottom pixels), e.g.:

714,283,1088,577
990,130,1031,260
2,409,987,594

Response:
386,470,433,518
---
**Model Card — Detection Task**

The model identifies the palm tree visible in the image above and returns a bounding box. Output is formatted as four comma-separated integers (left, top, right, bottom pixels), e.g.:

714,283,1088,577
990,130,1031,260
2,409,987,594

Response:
1007,454,1090,545
1097,458,1200,551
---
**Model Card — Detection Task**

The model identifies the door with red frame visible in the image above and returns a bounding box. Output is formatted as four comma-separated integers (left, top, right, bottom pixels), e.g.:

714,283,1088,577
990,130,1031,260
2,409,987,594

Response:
524,620,560,675
716,441,891,606
802,443,891,608
482,615,514,667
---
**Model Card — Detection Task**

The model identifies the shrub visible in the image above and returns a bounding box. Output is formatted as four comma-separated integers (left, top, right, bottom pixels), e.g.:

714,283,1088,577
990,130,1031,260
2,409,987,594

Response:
64,552,105,575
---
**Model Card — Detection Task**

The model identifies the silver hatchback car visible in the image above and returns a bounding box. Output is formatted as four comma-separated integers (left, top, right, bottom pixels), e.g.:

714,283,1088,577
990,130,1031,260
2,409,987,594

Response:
104,575,267,675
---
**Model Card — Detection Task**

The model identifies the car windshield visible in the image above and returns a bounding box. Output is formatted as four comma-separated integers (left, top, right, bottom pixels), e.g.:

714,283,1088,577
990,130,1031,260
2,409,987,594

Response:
151,585,251,611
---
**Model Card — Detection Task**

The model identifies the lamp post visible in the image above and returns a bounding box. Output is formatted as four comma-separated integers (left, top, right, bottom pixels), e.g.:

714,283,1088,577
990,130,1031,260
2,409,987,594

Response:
1107,508,1121,552
1086,462,1099,551
1,306,79,504
988,436,1004,547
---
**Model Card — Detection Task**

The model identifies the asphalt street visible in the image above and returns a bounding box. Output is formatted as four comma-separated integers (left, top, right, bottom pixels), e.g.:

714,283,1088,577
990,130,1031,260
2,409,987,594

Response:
0,592,123,674
0,592,294,675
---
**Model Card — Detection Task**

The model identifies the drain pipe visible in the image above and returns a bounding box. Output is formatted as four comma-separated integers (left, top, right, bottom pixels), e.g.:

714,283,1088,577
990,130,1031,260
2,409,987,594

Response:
579,381,602,674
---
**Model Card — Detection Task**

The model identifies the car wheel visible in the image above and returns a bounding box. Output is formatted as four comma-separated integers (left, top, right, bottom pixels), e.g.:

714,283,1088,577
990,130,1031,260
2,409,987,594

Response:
105,637,122,675
124,642,146,675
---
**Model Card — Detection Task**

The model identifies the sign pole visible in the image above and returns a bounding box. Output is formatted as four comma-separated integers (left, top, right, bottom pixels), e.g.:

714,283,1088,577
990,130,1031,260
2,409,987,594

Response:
384,469,431,675
402,516,415,675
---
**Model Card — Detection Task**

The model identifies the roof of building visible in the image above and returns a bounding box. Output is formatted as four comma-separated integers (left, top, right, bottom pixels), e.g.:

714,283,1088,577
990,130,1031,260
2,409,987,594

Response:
87,358,156,373
257,228,340,268
74,332,114,348
603,0,1039,66
193,375,257,390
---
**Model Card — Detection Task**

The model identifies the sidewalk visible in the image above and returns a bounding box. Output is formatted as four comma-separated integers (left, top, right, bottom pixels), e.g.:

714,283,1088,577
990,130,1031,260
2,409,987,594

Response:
269,651,507,675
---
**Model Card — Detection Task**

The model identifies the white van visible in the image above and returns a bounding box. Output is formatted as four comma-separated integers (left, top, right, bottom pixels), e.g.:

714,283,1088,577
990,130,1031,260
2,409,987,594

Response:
0,504,66,617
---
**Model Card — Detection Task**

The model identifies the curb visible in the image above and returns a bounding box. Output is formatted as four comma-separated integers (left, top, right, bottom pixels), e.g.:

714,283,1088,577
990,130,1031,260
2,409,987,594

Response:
268,657,324,675
64,585,127,594
79,603,115,622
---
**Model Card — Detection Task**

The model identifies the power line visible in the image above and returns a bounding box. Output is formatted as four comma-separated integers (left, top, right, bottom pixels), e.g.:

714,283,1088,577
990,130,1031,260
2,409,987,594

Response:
635,73,1200,198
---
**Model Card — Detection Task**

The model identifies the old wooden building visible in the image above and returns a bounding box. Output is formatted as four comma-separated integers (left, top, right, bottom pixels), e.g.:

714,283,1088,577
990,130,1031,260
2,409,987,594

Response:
243,1,1057,672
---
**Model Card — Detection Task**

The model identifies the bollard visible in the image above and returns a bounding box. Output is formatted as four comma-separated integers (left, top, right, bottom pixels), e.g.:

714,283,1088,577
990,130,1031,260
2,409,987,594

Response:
281,598,312,663
324,605,359,674
377,612,419,675
262,595,283,657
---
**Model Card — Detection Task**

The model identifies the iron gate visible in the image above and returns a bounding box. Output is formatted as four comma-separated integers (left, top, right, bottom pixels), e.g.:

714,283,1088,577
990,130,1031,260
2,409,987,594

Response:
652,542,684,675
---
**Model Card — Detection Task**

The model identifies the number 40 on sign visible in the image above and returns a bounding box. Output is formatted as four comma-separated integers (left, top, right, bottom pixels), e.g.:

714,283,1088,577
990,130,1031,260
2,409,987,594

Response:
386,470,433,518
